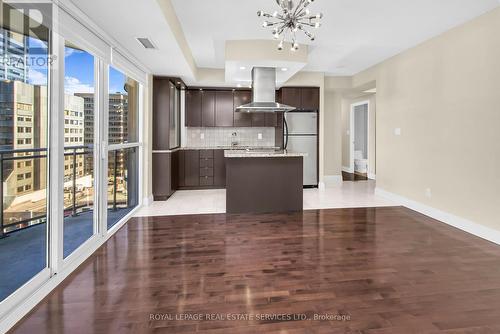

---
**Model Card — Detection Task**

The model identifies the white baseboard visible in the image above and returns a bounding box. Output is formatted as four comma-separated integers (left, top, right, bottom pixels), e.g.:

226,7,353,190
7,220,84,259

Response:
368,173,376,180
323,175,342,186
342,166,354,173
143,194,154,206
375,187,500,245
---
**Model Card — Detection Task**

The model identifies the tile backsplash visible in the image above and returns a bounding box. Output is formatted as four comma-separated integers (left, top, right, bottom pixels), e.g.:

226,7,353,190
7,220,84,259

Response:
186,127,276,148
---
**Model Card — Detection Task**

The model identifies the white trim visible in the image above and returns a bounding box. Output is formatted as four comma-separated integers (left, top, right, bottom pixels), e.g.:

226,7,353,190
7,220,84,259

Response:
368,173,376,180
350,101,370,175
0,206,141,333
323,175,342,186
0,269,50,321
143,195,154,206
50,32,65,276
108,142,142,151
375,188,500,245
342,166,354,173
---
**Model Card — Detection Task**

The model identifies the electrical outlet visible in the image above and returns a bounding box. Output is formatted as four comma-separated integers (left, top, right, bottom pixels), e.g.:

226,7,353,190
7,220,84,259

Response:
425,188,432,198
258,133,263,140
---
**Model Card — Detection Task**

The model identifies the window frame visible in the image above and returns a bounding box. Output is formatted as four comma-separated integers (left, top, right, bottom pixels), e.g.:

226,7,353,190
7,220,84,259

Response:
0,3,147,328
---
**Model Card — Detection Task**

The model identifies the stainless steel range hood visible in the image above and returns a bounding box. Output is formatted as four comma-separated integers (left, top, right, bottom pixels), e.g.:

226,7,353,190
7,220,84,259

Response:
235,67,296,113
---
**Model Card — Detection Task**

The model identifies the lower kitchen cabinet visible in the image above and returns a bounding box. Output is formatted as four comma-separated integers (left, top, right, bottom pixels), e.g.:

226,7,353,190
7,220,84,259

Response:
152,152,173,201
184,150,200,187
214,150,226,187
176,149,226,190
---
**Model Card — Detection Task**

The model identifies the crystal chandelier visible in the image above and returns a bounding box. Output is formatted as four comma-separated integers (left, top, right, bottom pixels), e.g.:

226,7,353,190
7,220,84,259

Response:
258,0,323,51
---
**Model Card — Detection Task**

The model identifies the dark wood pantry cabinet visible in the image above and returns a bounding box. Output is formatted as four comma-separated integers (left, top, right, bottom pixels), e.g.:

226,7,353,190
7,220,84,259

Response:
152,76,184,200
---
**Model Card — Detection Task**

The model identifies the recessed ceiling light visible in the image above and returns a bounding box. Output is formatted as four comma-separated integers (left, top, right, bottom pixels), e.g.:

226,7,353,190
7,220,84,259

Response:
281,67,288,72
240,66,246,70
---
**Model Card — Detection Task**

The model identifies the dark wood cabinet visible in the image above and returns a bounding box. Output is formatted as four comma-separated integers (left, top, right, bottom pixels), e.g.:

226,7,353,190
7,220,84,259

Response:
214,150,226,187
301,87,320,111
152,152,172,200
185,90,202,127
280,87,320,111
215,91,234,127
233,90,252,127
201,90,215,127
184,150,200,187
251,113,266,127
265,113,278,127
280,87,302,110
175,149,226,189
177,150,185,188
152,78,171,150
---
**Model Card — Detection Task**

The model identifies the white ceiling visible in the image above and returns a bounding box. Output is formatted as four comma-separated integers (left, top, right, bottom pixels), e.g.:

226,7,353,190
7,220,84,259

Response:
69,0,195,77
171,0,500,75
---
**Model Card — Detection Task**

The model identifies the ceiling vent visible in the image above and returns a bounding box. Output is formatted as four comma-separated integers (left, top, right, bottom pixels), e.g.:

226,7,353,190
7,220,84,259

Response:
136,37,156,49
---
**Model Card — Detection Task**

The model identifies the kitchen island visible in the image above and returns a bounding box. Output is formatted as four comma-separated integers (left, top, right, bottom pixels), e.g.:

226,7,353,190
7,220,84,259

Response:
225,150,306,214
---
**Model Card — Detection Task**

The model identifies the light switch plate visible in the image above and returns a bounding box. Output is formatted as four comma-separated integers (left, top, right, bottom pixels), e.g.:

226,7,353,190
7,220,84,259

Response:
258,133,263,140
394,128,401,136
200,133,205,139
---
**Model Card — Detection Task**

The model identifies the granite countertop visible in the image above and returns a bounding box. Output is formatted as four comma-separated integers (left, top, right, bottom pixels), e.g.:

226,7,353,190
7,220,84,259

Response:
153,146,280,153
224,149,307,158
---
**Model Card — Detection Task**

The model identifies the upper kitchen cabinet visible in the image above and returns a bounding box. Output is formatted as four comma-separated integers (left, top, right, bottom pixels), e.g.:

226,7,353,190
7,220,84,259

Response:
185,89,202,127
280,87,320,111
301,87,320,111
201,90,216,127
233,90,252,127
215,90,234,127
280,87,302,110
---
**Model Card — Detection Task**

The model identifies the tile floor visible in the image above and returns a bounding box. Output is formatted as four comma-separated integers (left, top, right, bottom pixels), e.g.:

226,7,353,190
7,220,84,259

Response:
135,180,396,217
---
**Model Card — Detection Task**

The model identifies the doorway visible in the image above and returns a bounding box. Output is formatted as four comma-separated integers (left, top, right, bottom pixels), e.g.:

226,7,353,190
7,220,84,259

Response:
346,101,369,181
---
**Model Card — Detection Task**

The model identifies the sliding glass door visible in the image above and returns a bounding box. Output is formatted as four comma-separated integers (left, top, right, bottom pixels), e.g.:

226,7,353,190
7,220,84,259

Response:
0,6,50,301
0,0,144,320
106,67,139,230
62,42,97,258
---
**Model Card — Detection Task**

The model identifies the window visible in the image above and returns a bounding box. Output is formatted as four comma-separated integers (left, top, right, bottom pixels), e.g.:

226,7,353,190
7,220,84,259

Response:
0,11,49,303
62,42,96,258
108,67,138,144
107,67,140,229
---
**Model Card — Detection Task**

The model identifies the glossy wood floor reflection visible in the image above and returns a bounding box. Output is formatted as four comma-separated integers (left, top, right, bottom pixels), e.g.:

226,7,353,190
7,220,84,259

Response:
10,207,500,334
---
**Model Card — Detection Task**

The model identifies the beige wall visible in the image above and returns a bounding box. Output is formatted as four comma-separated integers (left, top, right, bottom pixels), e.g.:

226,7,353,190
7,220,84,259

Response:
353,7,500,230
323,91,342,176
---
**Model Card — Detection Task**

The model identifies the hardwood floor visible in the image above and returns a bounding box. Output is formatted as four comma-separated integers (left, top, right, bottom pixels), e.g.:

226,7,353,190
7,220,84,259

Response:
9,207,500,333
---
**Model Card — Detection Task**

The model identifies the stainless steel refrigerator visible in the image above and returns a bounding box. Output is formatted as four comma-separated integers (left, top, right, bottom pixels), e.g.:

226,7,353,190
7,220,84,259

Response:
284,112,318,187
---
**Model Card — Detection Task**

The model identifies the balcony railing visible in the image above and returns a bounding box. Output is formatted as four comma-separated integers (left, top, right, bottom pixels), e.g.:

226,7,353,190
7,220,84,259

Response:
0,146,125,238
